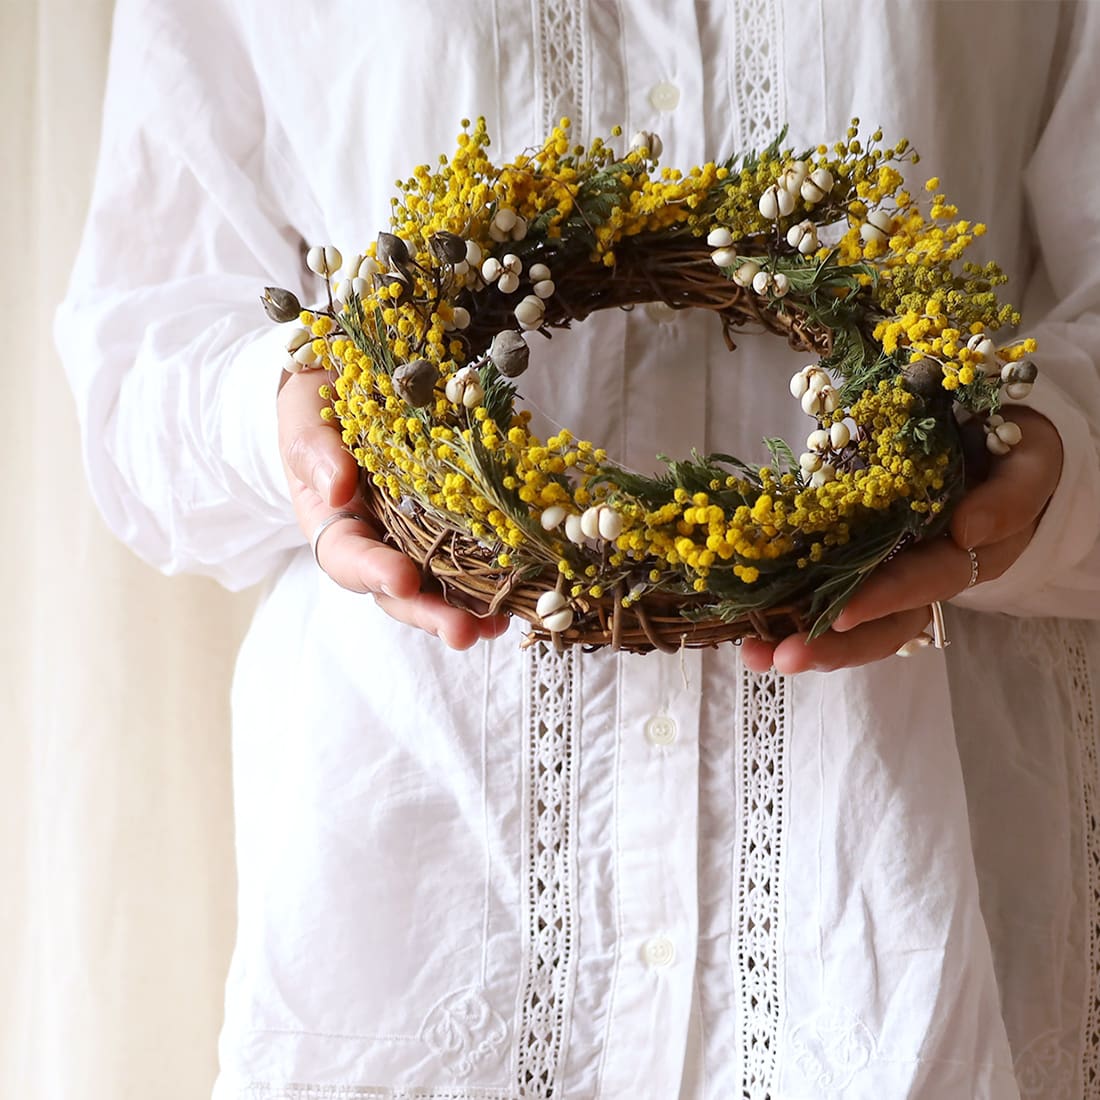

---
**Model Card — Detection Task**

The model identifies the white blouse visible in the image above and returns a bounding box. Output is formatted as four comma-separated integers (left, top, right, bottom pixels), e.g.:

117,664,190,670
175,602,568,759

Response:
57,2,1100,1098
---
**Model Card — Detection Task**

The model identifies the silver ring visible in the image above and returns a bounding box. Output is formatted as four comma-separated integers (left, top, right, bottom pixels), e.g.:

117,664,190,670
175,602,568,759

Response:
310,510,370,566
965,546,980,589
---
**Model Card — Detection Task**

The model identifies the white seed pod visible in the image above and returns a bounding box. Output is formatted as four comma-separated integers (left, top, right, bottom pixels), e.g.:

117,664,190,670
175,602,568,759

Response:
1004,381,1033,400
807,368,829,394
801,167,834,203
707,226,734,248
497,271,520,294
283,355,303,374
629,130,664,158
799,451,822,474
488,222,509,242
444,365,480,406
514,295,545,326
810,463,837,487
451,260,469,276
786,219,819,255
564,513,586,545
758,183,795,221
464,240,483,266
492,207,518,233
306,244,343,277
597,507,624,541
867,208,895,234
986,433,1011,456
350,276,369,298
536,589,573,633
780,159,809,196
528,263,552,282
711,247,739,268
580,507,602,540
286,328,312,353
533,279,556,299
789,370,811,399
357,256,381,279
818,385,841,414
481,257,502,283
501,254,522,274
807,429,830,452
830,421,852,449
292,341,320,367
732,260,761,288
1001,359,1038,385
510,216,528,241
994,419,1023,447
967,334,999,375
451,306,471,330
752,270,773,295
771,272,790,298
801,388,822,416
539,505,567,531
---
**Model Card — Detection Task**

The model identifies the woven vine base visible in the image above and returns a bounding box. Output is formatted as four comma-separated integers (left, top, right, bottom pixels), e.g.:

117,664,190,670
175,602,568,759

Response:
365,484,809,654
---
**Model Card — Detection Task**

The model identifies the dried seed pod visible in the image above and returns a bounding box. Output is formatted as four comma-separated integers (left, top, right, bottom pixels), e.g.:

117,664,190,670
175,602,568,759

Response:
429,231,467,264
376,232,410,269
706,226,734,248
261,286,302,323
901,357,945,399
1001,359,1038,384
540,505,567,531
392,358,439,407
306,245,343,277
497,271,520,294
488,330,530,377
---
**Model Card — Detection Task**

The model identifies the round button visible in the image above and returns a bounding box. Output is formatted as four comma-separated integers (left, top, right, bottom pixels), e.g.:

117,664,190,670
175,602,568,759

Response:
642,936,676,968
644,301,677,324
649,81,681,112
645,715,678,745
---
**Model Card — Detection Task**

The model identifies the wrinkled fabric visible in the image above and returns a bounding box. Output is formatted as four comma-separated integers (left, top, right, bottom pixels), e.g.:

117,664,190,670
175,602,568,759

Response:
56,1,1100,1098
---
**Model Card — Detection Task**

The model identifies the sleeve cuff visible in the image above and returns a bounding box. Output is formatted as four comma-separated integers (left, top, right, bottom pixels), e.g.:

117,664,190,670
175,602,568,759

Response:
217,322,296,519
950,372,1100,616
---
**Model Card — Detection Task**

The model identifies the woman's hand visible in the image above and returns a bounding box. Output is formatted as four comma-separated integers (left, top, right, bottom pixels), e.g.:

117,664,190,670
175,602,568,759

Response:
740,406,1063,674
277,370,510,649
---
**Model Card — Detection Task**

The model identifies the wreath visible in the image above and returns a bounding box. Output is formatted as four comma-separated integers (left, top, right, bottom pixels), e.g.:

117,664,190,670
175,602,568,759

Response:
262,117,1038,653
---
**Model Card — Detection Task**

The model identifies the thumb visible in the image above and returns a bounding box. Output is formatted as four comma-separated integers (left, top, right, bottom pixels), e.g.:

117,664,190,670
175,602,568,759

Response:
278,370,359,506
950,407,1062,549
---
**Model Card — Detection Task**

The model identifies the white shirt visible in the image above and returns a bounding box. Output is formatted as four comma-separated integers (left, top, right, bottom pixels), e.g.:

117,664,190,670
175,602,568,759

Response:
56,2,1100,1098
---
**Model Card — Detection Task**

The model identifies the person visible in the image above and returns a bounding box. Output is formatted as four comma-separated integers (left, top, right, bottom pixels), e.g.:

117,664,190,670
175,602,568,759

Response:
56,1,1100,1097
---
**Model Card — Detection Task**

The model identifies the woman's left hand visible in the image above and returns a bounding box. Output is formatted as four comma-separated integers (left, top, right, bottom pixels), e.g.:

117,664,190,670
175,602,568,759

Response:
740,406,1064,674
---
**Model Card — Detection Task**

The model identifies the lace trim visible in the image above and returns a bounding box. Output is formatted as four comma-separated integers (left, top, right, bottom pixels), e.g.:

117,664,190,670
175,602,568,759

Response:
1068,624,1100,1097
532,0,585,138
728,0,783,149
239,1087,517,1100
517,643,579,1099
734,666,789,1099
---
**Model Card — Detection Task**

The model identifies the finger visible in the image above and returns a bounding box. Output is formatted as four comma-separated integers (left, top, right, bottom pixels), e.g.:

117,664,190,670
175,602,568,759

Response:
772,605,933,674
832,524,1033,633
739,636,778,673
278,369,359,507
950,407,1063,549
314,517,423,599
373,588,508,650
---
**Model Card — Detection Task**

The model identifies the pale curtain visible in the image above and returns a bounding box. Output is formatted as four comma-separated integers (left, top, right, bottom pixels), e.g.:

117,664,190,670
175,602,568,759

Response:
2,3,252,1097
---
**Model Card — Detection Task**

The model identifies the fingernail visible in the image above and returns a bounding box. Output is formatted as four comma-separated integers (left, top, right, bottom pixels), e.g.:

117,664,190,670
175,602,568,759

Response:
380,583,398,599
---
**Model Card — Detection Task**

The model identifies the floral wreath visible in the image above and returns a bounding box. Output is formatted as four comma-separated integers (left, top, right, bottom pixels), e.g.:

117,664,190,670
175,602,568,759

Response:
263,118,1037,653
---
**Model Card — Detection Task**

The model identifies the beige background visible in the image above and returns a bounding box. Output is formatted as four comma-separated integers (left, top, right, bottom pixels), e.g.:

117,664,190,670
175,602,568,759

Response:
2,2,253,1096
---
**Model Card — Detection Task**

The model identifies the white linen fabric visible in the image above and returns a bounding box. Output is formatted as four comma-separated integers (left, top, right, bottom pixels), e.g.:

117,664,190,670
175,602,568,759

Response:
56,1,1100,1097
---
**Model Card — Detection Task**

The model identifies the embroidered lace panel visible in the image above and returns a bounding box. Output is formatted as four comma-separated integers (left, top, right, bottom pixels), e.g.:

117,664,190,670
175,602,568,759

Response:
734,666,789,1100
1069,624,1100,1098
517,642,579,1099
729,0,783,149
241,1087,518,1100
533,0,584,138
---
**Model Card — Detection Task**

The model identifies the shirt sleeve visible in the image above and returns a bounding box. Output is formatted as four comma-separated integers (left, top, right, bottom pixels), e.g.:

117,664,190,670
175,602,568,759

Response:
951,0,1100,619
54,0,315,591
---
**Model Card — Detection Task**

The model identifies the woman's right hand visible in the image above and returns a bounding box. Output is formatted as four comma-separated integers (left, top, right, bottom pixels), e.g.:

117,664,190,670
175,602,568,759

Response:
277,369,510,649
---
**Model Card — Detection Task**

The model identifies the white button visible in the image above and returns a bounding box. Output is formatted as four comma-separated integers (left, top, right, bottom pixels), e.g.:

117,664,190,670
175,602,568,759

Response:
642,936,676,968
644,301,677,324
645,715,678,745
649,81,680,112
